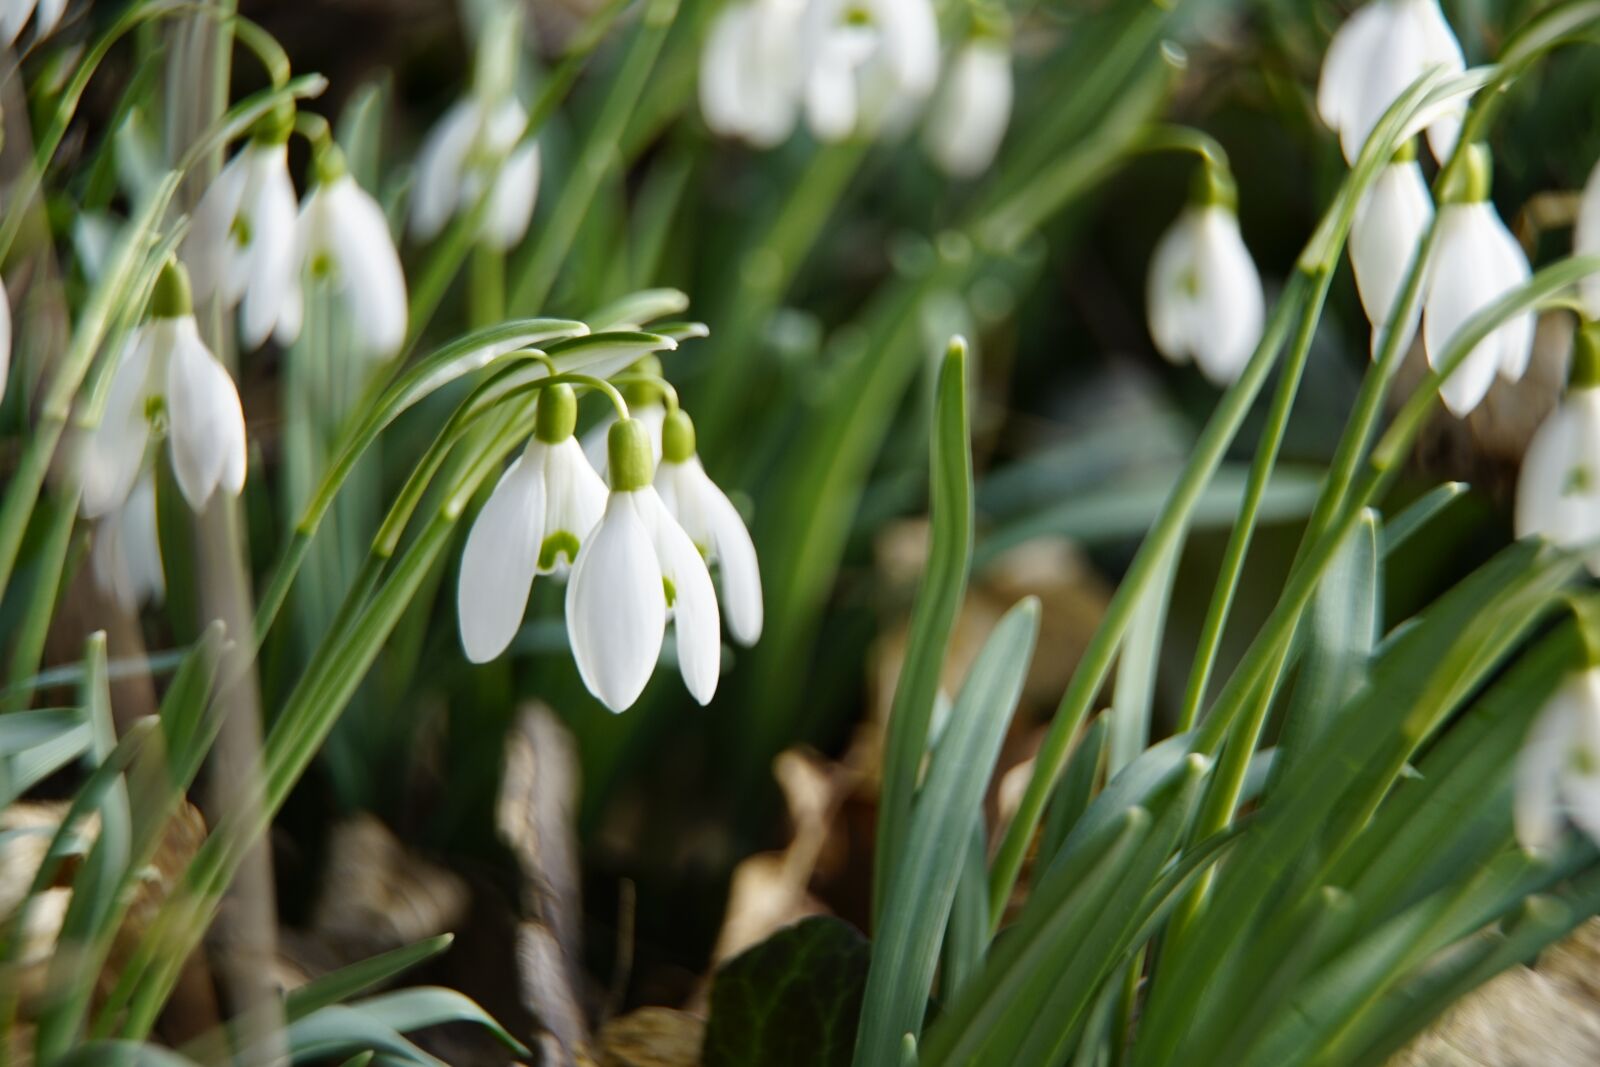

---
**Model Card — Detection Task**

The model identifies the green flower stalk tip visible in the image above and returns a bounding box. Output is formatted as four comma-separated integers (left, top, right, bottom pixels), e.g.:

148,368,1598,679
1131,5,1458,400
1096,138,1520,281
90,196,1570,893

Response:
1391,138,1418,164
312,141,348,185
1439,143,1492,205
150,259,193,319
662,408,697,463
1189,160,1238,213
535,383,579,443
1572,321,1600,391
608,417,655,491
251,99,295,145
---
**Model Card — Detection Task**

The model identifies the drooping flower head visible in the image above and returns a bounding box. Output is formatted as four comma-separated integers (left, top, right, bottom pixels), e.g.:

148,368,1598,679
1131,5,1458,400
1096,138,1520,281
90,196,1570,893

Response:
924,30,1013,179
1421,144,1534,417
1146,161,1265,387
91,470,166,613
1317,0,1464,165
457,383,607,663
81,260,247,517
277,144,408,362
582,356,668,477
799,0,940,142
1349,140,1433,355
411,98,540,250
699,0,808,147
1516,667,1600,854
655,409,764,646
1515,321,1600,574
567,416,722,712
182,104,300,350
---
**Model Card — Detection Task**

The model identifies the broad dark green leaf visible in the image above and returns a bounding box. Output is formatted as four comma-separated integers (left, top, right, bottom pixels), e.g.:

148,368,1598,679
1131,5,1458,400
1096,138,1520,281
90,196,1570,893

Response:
703,916,870,1067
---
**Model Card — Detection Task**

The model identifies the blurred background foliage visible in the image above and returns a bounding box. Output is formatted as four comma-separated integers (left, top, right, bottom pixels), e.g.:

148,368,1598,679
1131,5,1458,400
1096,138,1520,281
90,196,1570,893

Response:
15,0,1600,1042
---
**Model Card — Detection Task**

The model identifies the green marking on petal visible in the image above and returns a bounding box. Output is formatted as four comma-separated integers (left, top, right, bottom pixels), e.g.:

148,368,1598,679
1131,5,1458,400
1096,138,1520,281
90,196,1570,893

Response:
663,576,676,607
539,530,581,570
229,213,253,249
1564,465,1592,495
1570,744,1599,777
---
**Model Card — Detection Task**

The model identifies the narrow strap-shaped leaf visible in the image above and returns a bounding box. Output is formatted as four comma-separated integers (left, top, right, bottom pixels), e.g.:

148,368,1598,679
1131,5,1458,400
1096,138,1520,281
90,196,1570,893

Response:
1037,715,1107,869
854,597,1040,1066
873,338,974,924
939,817,989,1006
1380,482,1467,557
285,936,456,1022
351,987,529,1056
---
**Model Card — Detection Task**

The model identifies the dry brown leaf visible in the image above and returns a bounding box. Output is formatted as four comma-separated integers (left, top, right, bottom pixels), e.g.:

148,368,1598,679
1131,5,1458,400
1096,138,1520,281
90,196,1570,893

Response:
593,1007,705,1067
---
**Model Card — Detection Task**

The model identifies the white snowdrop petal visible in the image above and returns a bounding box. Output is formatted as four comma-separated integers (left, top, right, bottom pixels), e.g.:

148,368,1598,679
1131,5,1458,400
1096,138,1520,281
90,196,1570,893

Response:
1515,399,1581,544
240,145,300,350
639,489,721,704
700,4,755,138
411,100,479,242
806,55,860,143
80,333,154,519
1317,0,1387,136
181,151,249,303
539,437,607,573
484,141,540,251
329,178,408,360
1516,689,1576,853
1424,204,1503,417
1479,208,1534,382
926,39,1012,179
697,465,764,645
566,493,666,712
1350,161,1432,342
1146,211,1201,366
122,472,165,609
458,451,546,663
1191,207,1264,385
877,0,939,99
165,318,246,510
1412,0,1466,161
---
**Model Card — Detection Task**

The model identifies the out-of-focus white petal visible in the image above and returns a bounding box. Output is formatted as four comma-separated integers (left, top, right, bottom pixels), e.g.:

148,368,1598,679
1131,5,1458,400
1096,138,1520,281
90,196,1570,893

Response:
1146,206,1263,386
700,4,754,137
411,100,479,242
805,40,864,143
876,0,939,100
637,488,721,704
484,140,540,251
458,449,546,663
1578,159,1600,320
181,151,249,303
925,38,1012,179
80,332,155,519
1516,682,1578,853
566,491,666,712
121,472,165,608
539,437,606,573
1412,0,1466,161
0,0,37,49
1515,387,1600,554
1480,210,1534,382
327,177,408,361
1350,160,1432,350
164,316,246,511
240,144,300,350
1317,0,1387,135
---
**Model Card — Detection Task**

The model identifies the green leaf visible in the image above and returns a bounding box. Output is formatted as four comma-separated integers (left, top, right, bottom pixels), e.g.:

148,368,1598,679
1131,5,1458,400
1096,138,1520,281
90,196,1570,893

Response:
1037,716,1106,869
854,597,1040,1066
1380,483,1467,556
51,1040,203,1066
352,987,528,1056
286,936,456,1022
0,708,92,808
585,287,689,331
703,917,870,1067
875,339,974,923
280,1005,443,1066
1269,509,1379,797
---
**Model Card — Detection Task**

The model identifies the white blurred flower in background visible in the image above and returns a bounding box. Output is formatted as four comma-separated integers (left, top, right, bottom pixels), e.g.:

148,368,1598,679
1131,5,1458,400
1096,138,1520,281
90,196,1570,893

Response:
1515,324,1600,574
699,0,807,146
1516,668,1600,854
924,34,1012,178
410,97,541,251
91,471,166,613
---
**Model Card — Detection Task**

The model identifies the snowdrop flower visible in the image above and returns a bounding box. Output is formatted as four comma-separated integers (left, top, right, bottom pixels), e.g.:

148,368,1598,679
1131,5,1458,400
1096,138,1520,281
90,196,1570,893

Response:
458,384,606,663
1515,667,1600,854
182,115,299,350
699,0,807,147
800,0,940,143
278,147,407,362
1349,143,1432,353
1422,146,1533,417
410,96,541,251
655,409,763,645
81,261,247,517
91,471,165,613
567,417,721,712
1514,324,1600,574
1576,157,1600,320
924,34,1012,178
1,0,66,46
1146,165,1265,386
1316,0,1464,165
